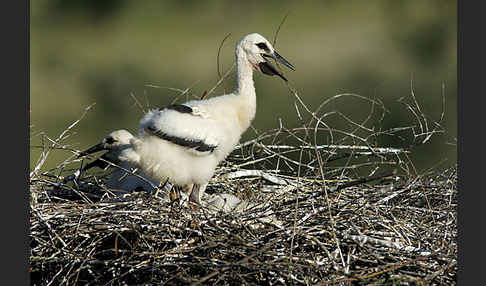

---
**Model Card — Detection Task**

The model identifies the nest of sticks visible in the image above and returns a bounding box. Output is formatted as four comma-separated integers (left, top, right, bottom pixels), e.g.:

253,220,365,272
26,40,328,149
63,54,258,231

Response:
30,89,457,285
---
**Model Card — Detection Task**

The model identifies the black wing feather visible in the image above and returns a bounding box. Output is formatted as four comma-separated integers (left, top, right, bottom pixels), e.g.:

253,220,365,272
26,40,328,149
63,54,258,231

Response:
164,104,193,114
146,126,217,153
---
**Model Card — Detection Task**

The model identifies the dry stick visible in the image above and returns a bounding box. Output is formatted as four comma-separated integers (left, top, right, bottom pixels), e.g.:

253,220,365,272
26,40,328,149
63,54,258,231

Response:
145,80,200,104
219,169,288,185
342,233,431,256
273,12,290,48
272,18,309,138
365,126,416,141
258,144,318,170
338,141,357,180
190,237,281,286
206,63,235,97
332,109,379,135
200,33,239,99
30,103,96,180
232,141,399,179
290,84,315,145
199,39,231,99
74,156,163,196
399,78,445,146
271,11,291,75
129,91,146,114
269,119,286,172
311,93,388,125
438,81,446,125
316,255,429,286
285,84,349,207
288,134,306,278
424,259,457,281
421,83,446,144
399,97,428,144
315,148,346,270
73,247,97,284
377,174,420,204
307,94,383,149
378,157,449,206
410,76,429,142
237,125,380,151
281,124,314,147
216,33,232,95
282,169,397,207
199,90,208,100
311,95,385,155
46,266,64,286
32,207,68,248
260,144,409,155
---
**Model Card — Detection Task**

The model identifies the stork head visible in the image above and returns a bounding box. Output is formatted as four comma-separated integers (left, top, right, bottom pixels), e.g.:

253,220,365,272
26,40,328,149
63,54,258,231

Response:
78,129,134,158
237,33,295,81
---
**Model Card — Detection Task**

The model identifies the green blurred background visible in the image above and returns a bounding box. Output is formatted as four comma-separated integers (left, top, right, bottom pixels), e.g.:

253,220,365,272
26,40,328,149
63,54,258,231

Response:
30,0,457,174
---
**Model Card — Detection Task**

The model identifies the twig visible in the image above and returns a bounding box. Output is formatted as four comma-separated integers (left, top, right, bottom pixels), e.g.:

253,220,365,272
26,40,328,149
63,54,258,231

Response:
30,103,95,180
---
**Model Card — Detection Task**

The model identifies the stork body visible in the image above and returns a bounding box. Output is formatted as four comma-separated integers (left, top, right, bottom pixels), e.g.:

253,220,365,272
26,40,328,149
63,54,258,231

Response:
104,161,161,193
131,91,255,192
75,130,163,194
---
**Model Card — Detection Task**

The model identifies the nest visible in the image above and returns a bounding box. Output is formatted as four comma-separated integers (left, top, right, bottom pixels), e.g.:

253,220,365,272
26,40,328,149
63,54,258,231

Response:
30,88,456,285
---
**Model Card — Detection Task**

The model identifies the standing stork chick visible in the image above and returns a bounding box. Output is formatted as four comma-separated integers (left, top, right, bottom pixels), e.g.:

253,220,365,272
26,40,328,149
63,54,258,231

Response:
94,33,294,204
133,33,294,204
74,130,163,194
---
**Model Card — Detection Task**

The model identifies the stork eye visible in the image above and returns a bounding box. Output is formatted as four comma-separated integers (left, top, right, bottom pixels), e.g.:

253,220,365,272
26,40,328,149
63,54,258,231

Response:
105,137,116,144
256,42,269,52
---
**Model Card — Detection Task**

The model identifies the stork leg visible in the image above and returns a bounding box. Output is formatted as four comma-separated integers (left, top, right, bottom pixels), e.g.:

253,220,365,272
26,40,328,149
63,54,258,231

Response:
169,185,182,203
182,184,193,196
189,183,207,205
155,178,170,199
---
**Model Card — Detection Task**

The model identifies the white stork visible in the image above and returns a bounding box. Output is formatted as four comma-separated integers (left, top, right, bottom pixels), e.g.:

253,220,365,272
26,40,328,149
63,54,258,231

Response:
80,33,294,204
73,130,164,194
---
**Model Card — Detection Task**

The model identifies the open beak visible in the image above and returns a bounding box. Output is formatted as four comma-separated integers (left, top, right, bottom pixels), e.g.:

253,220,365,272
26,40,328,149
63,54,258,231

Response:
260,51,295,82
77,142,107,158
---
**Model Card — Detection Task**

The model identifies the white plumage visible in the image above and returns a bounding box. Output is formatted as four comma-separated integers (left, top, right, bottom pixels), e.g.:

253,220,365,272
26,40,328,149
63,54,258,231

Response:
73,130,162,194
80,33,294,204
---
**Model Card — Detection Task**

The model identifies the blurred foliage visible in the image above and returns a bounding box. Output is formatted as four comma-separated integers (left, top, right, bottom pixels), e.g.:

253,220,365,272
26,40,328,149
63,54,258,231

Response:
50,0,127,21
30,0,457,173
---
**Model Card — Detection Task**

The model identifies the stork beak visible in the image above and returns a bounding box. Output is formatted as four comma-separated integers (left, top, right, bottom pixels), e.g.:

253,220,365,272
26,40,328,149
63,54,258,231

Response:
260,51,295,82
77,142,107,158
273,51,295,71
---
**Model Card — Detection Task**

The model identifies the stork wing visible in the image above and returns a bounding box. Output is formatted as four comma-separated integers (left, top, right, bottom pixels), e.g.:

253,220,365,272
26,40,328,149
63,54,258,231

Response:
139,105,219,155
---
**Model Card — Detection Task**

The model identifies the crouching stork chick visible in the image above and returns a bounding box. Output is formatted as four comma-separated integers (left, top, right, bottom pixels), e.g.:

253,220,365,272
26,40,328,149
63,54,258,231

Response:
73,129,163,195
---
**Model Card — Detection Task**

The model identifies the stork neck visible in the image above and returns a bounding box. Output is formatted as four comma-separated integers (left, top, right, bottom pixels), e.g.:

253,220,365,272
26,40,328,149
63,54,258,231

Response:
233,46,257,131
234,47,256,97
119,141,141,165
